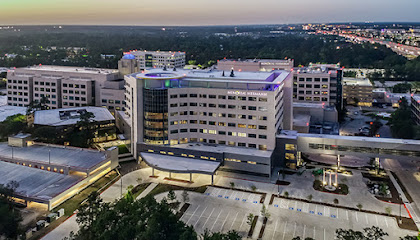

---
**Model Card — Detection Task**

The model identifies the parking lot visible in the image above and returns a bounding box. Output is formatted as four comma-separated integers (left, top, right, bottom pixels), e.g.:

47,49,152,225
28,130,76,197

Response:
204,186,264,204
181,187,416,239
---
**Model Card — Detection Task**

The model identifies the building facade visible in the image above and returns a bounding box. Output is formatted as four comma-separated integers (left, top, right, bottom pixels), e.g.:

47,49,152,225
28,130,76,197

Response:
123,68,293,177
342,78,373,106
124,50,186,70
6,65,125,112
217,59,294,72
293,64,343,110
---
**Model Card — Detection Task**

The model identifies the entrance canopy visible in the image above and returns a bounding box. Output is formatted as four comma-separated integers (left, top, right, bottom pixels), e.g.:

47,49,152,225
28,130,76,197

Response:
140,152,220,175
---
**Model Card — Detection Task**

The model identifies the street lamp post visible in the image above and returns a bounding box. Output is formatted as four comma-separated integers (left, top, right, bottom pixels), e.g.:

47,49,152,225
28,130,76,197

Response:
11,146,14,159
399,193,402,224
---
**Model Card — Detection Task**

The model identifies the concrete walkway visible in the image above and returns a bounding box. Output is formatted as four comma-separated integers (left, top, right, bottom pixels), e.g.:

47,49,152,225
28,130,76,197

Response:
386,169,420,229
136,182,158,199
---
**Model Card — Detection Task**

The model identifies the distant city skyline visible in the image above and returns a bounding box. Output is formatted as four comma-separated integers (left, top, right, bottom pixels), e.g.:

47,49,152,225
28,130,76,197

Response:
1,0,420,26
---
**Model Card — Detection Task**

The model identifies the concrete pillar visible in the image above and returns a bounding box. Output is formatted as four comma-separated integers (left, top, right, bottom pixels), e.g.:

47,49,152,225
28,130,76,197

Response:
190,173,192,182
152,167,154,176
211,174,214,185
337,155,341,171
375,157,380,174
322,168,326,185
169,172,172,179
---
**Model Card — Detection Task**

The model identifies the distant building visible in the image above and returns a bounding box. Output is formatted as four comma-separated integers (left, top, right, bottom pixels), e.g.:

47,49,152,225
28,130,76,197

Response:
293,64,343,110
411,95,420,125
6,65,125,112
33,107,116,143
0,136,118,210
293,102,338,134
217,59,294,72
122,68,293,177
123,50,186,70
342,78,373,106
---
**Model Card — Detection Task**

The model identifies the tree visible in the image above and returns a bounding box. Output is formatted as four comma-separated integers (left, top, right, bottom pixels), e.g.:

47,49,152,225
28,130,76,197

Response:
246,213,254,226
388,97,420,139
284,191,289,198
74,193,198,240
399,235,418,240
0,114,26,139
202,229,241,240
336,228,365,240
0,181,22,239
336,226,388,240
68,110,96,147
33,126,58,143
229,182,235,189
363,226,388,240
356,203,363,210
307,194,313,201
250,185,257,192
26,95,49,114
181,190,189,203
167,190,176,202
260,204,271,219
333,198,339,205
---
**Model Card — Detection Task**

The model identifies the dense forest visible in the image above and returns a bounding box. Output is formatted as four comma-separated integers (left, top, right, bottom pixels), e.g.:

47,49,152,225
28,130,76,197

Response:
0,26,419,80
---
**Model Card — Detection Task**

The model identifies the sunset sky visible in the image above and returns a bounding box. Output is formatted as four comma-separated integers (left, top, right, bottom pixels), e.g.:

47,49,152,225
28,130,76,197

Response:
1,0,419,25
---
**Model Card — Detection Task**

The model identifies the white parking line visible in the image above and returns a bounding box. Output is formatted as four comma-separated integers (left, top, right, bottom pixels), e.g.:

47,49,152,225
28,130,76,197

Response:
239,214,247,232
282,221,288,240
303,225,306,239
365,213,369,224
384,217,389,228
202,208,215,230
194,205,208,227
231,191,237,199
313,226,316,239
355,212,359,222
294,201,297,210
210,209,223,231
271,219,279,240
229,212,239,230
186,205,200,225
293,222,297,237
346,210,349,220
219,210,230,232
336,208,339,219
375,215,379,226
323,228,326,240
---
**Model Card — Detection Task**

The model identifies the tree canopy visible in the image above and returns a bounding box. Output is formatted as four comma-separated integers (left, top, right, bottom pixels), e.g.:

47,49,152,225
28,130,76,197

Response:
71,191,240,240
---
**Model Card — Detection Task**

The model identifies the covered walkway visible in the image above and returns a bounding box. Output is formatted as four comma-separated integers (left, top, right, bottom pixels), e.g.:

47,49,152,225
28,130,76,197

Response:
140,152,221,184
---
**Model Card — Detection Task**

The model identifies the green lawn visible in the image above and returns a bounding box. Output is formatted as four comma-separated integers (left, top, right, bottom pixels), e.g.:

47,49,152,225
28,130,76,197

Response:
53,170,119,216
132,183,152,199
148,184,208,197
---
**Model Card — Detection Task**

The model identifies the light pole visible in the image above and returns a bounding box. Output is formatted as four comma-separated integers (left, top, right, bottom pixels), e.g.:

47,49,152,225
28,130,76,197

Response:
11,146,14,159
277,171,280,195
399,193,402,224
48,145,51,165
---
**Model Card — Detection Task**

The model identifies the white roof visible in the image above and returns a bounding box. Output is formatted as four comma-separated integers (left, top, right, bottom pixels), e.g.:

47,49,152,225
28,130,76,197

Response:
138,68,290,84
343,78,373,87
34,107,114,126
18,65,118,75
0,105,26,122
141,152,220,174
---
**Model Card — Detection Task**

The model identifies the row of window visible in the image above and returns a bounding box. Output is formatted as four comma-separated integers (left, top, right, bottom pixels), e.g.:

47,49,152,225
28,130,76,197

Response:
8,97,29,102
169,128,267,138
170,120,267,130
63,96,87,101
169,102,268,111
309,143,420,157
34,81,56,86
9,91,28,96
63,89,86,95
34,87,56,92
169,111,268,120
296,90,329,95
296,84,329,89
8,85,28,90
170,94,268,102
101,99,122,104
296,96,329,102
297,77,329,82
62,83,86,88
8,80,28,84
